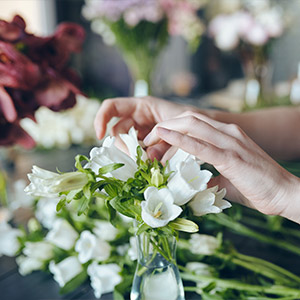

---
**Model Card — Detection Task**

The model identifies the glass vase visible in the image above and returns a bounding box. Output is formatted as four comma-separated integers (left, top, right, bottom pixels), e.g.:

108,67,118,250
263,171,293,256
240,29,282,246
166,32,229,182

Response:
130,232,185,300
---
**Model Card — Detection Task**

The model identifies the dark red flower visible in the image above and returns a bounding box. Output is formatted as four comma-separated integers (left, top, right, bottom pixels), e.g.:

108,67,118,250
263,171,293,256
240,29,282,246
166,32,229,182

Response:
0,15,85,148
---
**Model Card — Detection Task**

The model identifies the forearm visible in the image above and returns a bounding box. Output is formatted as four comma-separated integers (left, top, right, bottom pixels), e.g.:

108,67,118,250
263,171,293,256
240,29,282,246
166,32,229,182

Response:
204,106,300,161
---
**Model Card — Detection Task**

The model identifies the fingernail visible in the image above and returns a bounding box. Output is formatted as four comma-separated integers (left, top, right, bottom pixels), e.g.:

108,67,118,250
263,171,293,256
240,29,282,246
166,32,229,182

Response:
143,133,151,146
156,127,169,135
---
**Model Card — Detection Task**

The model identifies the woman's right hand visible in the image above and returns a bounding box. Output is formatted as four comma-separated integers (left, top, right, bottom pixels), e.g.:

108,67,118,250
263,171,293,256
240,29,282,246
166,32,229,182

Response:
94,96,198,159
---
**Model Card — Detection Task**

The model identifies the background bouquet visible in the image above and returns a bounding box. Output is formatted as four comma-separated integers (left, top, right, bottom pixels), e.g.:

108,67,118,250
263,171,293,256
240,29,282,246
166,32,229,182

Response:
82,0,206,94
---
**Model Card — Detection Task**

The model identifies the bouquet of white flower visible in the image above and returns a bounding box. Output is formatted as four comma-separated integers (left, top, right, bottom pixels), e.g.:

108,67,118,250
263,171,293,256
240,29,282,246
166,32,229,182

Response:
24,127,230,299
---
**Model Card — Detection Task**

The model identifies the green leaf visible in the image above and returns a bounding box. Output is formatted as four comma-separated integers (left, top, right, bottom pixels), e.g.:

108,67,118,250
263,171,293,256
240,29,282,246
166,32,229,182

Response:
98,163,124,175
66,189,81,202
77,196,90,216
104,184,119,197
56,198,66,212
110,197,135,218
59,271,87,295
106,200,118,227
136,146,143,166
75,154,90,172
83,183,91,200
169,218,199,233
136,222,150,235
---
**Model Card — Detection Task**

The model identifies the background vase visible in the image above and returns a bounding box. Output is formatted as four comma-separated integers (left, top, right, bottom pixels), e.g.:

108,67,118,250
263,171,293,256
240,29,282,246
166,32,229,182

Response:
239,46,274,110
130,232,185,300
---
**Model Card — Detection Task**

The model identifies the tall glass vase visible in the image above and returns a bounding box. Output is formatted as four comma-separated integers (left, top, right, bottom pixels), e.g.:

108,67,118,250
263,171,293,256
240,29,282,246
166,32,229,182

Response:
130,232,185,300
240,46,274,110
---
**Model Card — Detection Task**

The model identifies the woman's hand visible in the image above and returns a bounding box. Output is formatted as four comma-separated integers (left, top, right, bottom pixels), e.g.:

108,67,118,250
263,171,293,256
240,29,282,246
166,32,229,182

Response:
94,96,198,159
143,111,300,223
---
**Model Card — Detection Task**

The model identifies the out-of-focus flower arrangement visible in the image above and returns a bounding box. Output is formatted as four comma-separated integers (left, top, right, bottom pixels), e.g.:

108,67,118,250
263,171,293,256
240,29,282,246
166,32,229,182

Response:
82,0,206,95
206,0,291,109
20,95,101,149
0,15,85,148
0,128,299,299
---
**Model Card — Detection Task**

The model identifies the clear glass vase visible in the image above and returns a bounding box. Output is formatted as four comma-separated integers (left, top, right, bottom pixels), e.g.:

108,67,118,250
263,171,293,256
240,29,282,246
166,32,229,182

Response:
130,232,185,300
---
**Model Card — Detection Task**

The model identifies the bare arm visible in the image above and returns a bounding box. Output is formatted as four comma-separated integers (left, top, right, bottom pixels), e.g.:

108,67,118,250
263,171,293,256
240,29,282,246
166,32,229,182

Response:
204,106,300,161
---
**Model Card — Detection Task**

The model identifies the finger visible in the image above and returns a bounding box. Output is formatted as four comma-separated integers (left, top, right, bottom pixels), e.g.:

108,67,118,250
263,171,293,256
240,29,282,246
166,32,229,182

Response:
156,127,226,168
146,141,171,161
144,116,237,149
94,97,137,139
111,118,135,136
177,111,248,142
160,146,179,164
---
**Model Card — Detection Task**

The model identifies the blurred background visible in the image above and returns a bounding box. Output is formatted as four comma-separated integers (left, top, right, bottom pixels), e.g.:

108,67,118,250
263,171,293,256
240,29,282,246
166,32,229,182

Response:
2,0,300,108
1,2,300,299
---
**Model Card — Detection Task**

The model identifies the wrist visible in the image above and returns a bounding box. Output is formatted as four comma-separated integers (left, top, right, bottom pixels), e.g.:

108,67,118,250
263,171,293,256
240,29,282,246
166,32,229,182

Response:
278,174,300,224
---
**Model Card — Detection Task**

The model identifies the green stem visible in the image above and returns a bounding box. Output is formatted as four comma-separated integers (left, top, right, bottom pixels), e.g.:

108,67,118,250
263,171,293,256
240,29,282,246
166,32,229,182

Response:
206,214,300,256
150,236,170,262
235,252,300,284
181,272,300,297
242,215,300,240
216,252,300,286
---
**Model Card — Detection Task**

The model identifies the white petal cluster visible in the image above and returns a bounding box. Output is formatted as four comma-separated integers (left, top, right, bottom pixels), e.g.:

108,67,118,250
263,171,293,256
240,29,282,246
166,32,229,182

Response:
0,222,23,257
35,197,59,229
141,187,182,228
188,186,231,216
87,127,147,181
49,256,83,287
93,220,119,241
46,219,79,250
189,234,220,255
75,230,111,263
17,241,53,275
24,166,89,198
20,95,100,149
87,262,122,299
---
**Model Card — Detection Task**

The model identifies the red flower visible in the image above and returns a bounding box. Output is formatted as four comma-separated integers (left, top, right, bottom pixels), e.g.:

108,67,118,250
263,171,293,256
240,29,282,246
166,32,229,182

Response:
0,15,85,148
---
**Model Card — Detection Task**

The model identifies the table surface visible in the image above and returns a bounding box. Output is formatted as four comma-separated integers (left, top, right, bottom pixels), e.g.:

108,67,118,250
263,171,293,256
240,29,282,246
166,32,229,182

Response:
1,231,300,300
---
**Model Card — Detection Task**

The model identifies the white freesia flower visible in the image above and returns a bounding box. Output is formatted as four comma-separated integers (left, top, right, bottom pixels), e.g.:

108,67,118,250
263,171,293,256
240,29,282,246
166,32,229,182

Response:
49,256,83,287
24,166,89,198
143,267,178,300
186,262,212,276
17,241,53,276
0,222,23,257
16,256,44,276
87,262,122,299
35,197,59,229
141,187,182,228
189,234,220,255
10,179,34,210
167,148,195,173
116,243,130,257
119,127,147,161
87,136,137,181
167,158,212,206
46,219,79,250
93,220,118,241
75,231,111,263
188,186,230,216
23,241,53,261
